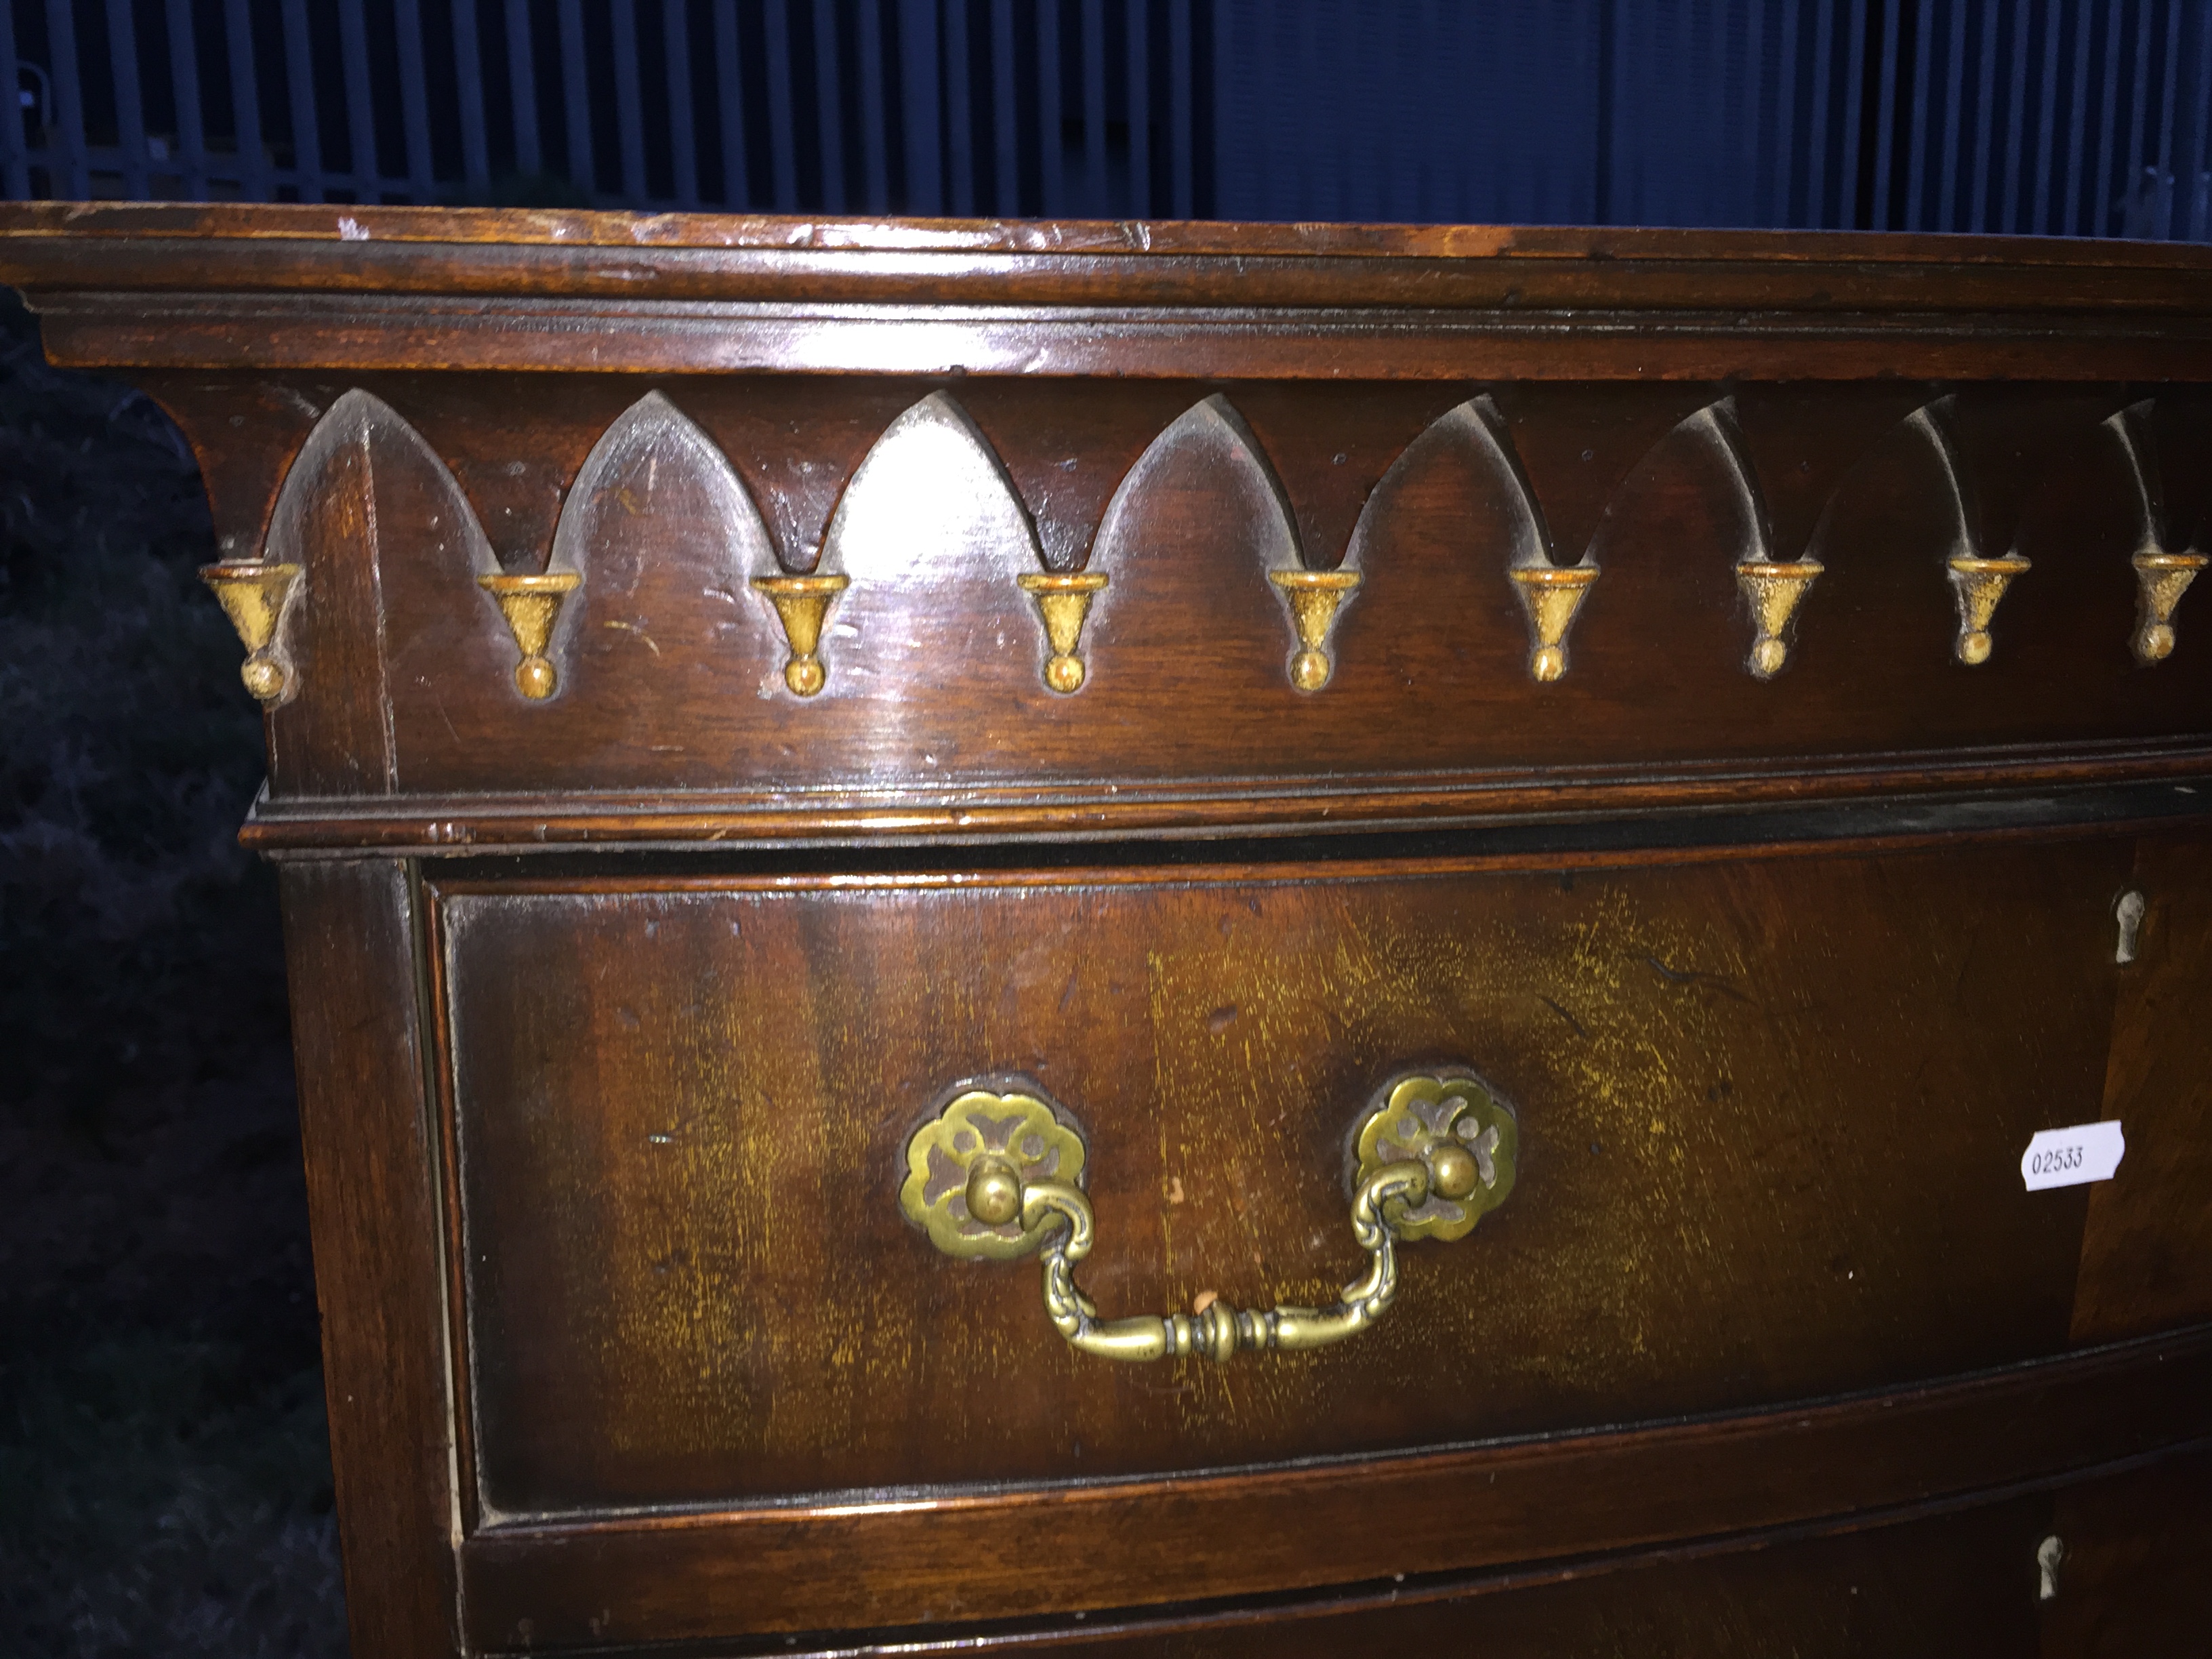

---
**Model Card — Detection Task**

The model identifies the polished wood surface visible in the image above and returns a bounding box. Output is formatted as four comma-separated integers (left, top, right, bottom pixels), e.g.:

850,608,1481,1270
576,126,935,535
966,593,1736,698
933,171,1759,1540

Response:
9,206,2207,1655
459,1332,2211,1644
279,860,459,1658
437,838,2136,1507
2073,831,2212,1343
634,1451,2201,1659
467,1450,2208,1657
5,206,2210,846
58,368,2212,845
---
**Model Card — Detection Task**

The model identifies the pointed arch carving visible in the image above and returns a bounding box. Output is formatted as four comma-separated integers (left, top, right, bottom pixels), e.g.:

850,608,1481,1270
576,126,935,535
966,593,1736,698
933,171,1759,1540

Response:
1091,395,1338,688
1905,398,1982,562
824,391,1045,578
261,388,496,793
552,389,780,583
1351,394,1600,681
1094,394,1303,571
2105,398,2170,556
823,390,1092,691
1901,396,2030,665
531,389,787,697
2103,398,2209,661
1685,398,1816,679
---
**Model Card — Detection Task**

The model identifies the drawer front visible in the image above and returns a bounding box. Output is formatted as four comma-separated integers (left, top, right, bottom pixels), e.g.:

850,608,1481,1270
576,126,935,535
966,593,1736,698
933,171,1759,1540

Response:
761,1454,2207,1659
437,832,2160,1521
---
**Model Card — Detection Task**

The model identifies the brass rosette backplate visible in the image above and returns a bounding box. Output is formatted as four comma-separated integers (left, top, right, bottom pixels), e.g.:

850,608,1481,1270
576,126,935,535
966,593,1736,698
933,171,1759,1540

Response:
1350,1071,1519,1242
899,1082,1088,1261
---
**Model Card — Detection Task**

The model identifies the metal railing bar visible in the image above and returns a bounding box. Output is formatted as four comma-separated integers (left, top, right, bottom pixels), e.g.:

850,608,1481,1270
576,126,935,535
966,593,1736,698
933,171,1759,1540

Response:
453,0,490,190
1744,0,1769,226
395,0,438,202
1708,0,1734,226
944,0,972,213
1970,0,1998,230
1132,0,1150,216
1168,0,1190,218
990,0,1017,213
2193,1,2212,239
2095,0,2124,233
1081,0,1105,212
1275,0,1305,219
1905,0,1933,227
1841,0,1868,226
2154,0,2180,237
1658,0,1688,224
811,0,846,212
557,0,595,197
104,0,147,198
1335,0,1362,220
2032,0,2060,231
1513,0,1548,224
2125,0,2153,234
336,0,380,199
665,0,699,207
1776,0,1801,226
1038,0,1063,216
762,0,798,209
1221,0,1254,216
855,0,886,210
46,0,91,199
713,0,749,207
1460,0,1477,224
2003,0,2030,231
505,0,541,176
0,1,25,199
1406,0,1442,224
897,0,940,212
1874,0,1900,227
1739,0,1766,222
224,0,267,201
1939,0,1965,228
1340,0,1369,222
3,0,2206,244
1809,0,1834,226
165,0,208,199
2064,0,2094,233
611,0,649,203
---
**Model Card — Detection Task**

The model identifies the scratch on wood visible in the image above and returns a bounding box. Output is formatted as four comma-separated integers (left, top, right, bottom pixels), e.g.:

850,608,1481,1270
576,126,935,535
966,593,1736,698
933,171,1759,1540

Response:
1538,994,1589,1038
1639,954,1750,1002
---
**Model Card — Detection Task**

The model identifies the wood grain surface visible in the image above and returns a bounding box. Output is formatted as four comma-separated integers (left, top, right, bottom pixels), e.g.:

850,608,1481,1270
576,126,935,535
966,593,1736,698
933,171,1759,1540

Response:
454,1332,2211,1645
531,1450,2194,1658
108,369,2212,837
279,861,459,1658
2072,833,2212,1343
431,832,2144,1513
14,211,2209,1654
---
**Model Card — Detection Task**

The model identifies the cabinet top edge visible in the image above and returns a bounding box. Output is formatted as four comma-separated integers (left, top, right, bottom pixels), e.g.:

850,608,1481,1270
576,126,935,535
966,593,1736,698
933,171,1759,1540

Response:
4,203,2211,307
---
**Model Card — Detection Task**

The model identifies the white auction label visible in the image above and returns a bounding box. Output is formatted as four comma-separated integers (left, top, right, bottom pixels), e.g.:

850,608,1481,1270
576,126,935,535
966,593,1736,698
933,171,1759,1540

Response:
2020,1122,2126,1191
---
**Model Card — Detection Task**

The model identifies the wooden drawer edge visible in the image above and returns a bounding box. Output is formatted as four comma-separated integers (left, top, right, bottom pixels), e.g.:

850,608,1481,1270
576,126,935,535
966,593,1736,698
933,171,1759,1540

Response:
463,1443,2211,1657
457,1325,2212,1647
238,749,2212,855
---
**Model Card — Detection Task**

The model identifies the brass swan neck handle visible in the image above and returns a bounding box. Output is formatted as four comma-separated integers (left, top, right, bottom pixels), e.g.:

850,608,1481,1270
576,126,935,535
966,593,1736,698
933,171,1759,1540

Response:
899,1071,1517,1364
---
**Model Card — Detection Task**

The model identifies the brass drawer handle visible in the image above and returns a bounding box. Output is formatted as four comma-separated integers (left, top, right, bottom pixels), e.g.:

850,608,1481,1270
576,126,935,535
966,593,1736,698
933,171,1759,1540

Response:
899,1071,1517,1363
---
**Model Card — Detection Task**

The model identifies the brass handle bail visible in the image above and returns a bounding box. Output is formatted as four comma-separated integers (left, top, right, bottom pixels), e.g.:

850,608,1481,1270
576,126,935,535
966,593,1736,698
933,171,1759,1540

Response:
899,1070,1516,1363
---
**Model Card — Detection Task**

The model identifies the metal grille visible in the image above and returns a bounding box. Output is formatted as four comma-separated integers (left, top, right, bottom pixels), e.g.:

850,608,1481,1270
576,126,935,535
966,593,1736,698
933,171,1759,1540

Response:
0,0,1214,215
1216,0,2212,238
3,0,2207,238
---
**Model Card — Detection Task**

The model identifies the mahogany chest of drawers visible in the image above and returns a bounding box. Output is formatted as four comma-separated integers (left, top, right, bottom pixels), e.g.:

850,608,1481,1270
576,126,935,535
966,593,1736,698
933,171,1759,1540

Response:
6,204,2209,1656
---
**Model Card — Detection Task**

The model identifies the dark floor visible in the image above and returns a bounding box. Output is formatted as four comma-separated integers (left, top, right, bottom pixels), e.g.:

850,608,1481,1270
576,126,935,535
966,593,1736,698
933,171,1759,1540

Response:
0,295,347,1655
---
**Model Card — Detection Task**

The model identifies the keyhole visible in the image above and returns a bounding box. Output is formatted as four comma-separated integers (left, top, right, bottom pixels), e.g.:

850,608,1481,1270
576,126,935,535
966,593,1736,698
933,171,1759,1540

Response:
2036,1534,2065,1602
2114,890,2146,964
